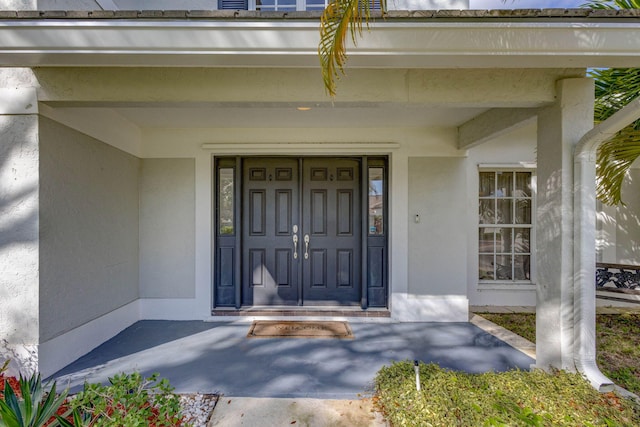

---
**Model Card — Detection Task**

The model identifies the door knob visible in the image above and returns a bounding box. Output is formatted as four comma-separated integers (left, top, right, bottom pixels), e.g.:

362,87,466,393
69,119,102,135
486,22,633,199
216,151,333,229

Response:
293,234,299,259
304,234,310,260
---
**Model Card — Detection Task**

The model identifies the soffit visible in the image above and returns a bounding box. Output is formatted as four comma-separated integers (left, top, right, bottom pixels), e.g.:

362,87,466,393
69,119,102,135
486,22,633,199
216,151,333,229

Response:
110,105,488,128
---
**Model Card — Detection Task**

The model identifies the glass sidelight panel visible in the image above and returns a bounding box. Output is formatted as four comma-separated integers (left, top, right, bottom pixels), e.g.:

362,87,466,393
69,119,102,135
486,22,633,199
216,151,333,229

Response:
369,167,384,235
219,168,235,235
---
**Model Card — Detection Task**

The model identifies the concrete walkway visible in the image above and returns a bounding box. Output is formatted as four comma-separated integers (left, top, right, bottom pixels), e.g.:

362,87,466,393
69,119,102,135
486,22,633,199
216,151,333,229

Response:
208,397,386,426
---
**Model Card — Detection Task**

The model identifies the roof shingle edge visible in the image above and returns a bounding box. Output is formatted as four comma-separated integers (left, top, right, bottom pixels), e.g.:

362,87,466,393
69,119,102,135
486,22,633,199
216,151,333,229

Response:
0,9,639,20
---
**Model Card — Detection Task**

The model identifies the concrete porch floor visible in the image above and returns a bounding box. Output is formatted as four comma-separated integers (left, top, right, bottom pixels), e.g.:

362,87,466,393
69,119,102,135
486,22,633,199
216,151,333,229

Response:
50,321,534,399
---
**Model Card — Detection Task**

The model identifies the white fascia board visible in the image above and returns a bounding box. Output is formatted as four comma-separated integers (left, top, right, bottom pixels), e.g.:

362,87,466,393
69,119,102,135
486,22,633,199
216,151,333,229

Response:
0,20,639,68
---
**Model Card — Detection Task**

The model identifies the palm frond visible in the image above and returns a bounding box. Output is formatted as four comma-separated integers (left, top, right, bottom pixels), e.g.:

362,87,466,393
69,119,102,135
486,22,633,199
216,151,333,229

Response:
319,0,385,97
596,125,640,205
590,68,640,122
581,0,640,8
589,67,640,205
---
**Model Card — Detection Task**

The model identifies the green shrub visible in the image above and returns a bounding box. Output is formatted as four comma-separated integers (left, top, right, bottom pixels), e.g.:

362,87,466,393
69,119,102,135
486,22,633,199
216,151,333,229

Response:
67,372,188,427
374,361,640,427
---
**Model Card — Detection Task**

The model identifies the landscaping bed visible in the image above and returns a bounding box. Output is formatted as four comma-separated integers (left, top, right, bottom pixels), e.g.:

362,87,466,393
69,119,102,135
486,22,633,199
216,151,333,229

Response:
0,364,203,427
374,361,640,426
482,312,640,395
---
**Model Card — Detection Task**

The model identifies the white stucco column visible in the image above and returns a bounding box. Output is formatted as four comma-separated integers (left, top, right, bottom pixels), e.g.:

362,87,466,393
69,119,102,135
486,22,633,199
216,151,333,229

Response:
535,78,594,371
0,70,40,376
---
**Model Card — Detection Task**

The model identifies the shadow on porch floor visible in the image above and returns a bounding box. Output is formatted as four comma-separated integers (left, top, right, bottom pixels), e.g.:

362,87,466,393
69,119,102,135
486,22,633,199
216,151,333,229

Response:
50,321,534,399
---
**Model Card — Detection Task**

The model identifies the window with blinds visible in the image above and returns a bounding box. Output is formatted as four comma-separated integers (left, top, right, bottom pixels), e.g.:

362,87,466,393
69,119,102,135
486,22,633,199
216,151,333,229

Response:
219,0,380,11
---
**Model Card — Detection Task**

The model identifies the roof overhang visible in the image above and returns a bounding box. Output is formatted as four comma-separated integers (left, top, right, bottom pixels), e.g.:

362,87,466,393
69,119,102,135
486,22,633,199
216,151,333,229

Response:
1,11,639,68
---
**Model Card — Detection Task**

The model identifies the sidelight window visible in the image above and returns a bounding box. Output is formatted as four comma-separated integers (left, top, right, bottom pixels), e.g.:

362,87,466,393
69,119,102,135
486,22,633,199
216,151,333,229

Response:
478,169,533,283
218,167,235,235
368,167,384,235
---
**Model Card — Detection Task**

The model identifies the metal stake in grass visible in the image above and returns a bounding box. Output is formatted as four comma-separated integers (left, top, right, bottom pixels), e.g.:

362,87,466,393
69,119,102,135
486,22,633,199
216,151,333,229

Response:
414,360,421,391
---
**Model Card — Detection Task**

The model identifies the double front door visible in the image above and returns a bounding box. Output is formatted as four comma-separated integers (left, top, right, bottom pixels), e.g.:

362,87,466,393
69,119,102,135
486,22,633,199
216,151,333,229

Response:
242,157,361,306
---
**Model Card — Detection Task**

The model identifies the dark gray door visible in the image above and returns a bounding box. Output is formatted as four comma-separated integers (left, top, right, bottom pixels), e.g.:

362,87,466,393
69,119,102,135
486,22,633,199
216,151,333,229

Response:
241,157,361,306
242,158,300,305
301,158,361,305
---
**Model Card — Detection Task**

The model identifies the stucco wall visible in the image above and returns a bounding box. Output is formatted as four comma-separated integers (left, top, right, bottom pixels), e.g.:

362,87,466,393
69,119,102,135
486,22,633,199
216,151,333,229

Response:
614,168,640,265
39,117,140,342
408,157,467,298
139,158,195,298
0,113,40,375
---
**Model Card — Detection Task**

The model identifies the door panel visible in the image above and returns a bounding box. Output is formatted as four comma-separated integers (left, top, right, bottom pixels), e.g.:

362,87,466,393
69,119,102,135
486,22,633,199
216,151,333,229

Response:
241,157,362,306
301,158,361,305
242,158,299,305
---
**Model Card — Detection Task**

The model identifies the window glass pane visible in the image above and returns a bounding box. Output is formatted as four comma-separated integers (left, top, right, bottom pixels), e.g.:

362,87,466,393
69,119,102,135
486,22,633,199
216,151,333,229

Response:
514,255,531,280
479,172,495,197
305,0,326,7
514,228,530,253
496,172,513,197
515,199,531,224
495,255,513,280
496,199,513,224
479,199,495,224
219,168,234,235
479,228,495,253
256,0,295,9
515,172,532,197
368,167,384,235
479,255,495,280
495,228,512,253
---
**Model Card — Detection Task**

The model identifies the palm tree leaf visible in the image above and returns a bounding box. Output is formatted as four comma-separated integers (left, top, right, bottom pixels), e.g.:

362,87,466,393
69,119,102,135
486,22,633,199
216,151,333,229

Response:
596,125,640,205
582,0,640,8
319,0,384,96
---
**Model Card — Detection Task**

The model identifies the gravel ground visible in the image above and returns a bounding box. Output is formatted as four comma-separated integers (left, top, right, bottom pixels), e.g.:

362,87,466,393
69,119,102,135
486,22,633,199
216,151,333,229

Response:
179,394,218,427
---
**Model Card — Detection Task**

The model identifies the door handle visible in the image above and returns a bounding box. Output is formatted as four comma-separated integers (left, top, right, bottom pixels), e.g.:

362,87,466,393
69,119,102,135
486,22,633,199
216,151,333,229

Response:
293,234,299,259
304,234,310,260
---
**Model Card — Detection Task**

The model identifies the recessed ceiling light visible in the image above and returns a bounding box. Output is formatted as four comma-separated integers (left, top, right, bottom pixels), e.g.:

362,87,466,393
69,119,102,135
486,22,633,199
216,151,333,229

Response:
296,107,312,111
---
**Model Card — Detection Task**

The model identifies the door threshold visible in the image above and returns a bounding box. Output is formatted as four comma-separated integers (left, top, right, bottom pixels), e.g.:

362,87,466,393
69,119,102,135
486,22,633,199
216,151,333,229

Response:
211,307,390,318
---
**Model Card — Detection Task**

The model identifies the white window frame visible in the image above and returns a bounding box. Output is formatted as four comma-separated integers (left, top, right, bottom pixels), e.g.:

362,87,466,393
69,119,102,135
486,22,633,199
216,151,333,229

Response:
249,0,328,11
477,164,536,287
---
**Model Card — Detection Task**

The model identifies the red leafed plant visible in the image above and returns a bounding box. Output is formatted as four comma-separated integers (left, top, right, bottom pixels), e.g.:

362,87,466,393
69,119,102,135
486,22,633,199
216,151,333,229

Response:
2,361,190,427
60,372,189,426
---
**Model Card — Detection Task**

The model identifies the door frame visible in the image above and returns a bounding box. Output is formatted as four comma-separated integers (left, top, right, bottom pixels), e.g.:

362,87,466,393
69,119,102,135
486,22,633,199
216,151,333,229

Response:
213,155,388,310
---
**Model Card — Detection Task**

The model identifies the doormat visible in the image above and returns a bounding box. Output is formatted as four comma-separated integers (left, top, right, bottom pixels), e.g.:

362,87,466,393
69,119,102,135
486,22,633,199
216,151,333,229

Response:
247,321,354,339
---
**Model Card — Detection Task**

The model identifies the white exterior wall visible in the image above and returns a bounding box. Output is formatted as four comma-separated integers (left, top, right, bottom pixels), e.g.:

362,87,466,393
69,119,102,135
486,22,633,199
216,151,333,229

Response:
38,118,140,376
139,158,196,299
0,84,40,376
405,157,468,321
615,168,640,264
597,165,640,265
